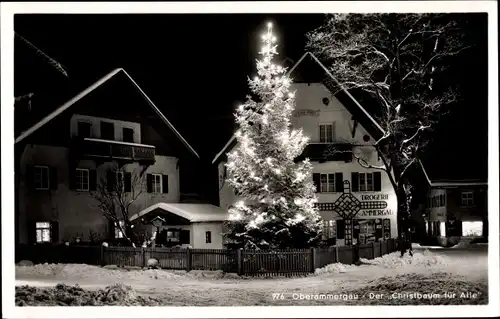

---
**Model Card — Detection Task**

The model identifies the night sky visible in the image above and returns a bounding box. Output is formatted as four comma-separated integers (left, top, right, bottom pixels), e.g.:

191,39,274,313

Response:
14,13,488,182
14,14,325,161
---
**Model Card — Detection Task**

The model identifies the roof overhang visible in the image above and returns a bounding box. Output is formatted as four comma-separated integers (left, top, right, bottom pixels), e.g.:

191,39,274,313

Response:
15,68,199,159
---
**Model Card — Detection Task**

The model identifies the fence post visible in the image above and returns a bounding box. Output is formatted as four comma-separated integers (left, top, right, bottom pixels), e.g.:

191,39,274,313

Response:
186,248,192,272
310,247,316,273
141,247,146,268
335,245,339,263
237,248,243,276
100,245,105,267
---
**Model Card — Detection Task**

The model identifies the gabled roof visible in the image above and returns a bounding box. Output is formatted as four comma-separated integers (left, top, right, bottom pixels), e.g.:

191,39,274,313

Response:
211,51,385,164
129,202,228,222
15,68,199,159
419,160,487,188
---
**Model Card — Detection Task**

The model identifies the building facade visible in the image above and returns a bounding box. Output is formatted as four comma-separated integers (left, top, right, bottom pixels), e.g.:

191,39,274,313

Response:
213,53,399,246
15,69,227,249
420,163,488,246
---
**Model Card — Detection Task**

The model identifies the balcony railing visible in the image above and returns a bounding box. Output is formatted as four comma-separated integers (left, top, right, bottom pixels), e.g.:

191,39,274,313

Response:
74,137,156,163
295,143,353,162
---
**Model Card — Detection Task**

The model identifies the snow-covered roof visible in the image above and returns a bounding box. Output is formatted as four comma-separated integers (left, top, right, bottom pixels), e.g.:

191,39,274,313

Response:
129,203,229,223
419,160,487,187
15,68,199,159
211,51,385,164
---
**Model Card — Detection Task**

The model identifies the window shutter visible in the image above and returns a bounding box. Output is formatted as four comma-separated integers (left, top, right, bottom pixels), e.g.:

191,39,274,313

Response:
335,173,343,192
351,172,359,192
146,174,153,193
25,166,34,190
69,168,77,190
28,221,36,244
162,175,169,194
51,221,59,243
374,172,382,191
312,173,321,193
180,230,190,244
124,172,132,192
49,167,58,190
107,170,115,192
89,169,97,191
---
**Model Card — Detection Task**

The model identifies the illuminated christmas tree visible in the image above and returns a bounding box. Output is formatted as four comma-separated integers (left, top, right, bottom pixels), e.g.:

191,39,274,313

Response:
223,22,321,250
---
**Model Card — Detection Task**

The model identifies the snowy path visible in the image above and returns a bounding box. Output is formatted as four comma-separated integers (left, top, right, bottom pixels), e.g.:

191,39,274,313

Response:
16,249,488,306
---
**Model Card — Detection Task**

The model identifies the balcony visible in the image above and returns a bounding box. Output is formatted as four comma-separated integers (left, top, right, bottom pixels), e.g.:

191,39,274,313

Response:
73,137,156,163
295,143,353,163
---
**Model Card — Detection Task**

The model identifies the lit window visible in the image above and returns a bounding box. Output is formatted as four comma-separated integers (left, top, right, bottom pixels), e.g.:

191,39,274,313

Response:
320,174,336,192
439,221,446,237
34,166,49,190
322,220,336,240
167,230,180,242
462,221,483,236
358,173,374,192
36,222,51,243
461,192,474,206
319,124,334,143
76,169,89,191
114,221,125,238
152,174,162,193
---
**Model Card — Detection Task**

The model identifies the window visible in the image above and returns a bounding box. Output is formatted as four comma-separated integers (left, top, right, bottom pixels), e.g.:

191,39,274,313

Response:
461,192,474,206
152,174,162,193
36,222,51,243
77,121,92,138
359,173,374,192
320,174,336,193
167,230,180,242
462,221,482,237
100,121,115,140
322,220,336,240
319,123,334,143
116,171,124,192
114,221,125,239
123,127,134,143
75,169,89,191
34,166,49,190
206,231,212,244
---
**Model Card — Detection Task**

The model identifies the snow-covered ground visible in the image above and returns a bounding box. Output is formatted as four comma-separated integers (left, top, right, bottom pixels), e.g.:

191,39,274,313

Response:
15,248,488,306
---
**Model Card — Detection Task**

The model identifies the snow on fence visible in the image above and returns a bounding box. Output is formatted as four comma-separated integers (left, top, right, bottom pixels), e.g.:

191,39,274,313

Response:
16,239,400,276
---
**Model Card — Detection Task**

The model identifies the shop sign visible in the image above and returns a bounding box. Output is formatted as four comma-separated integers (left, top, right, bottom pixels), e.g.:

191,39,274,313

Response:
293,109,321,117
360,194,389,201
358,209,394,217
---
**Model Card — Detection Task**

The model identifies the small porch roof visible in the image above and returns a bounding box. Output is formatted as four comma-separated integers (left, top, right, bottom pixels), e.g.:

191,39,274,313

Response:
129,203,229,223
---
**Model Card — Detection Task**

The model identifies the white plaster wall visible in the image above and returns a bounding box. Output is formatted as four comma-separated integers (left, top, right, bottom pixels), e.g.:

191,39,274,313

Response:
19,144,180,244
70,114,142,144
191,222,224,249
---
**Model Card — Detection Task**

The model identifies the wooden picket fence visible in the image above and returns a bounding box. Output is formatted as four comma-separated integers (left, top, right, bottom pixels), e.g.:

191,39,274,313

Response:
16,238,399,277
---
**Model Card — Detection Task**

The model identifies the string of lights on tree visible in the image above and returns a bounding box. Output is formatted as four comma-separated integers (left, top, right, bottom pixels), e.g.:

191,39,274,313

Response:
223,22,322,250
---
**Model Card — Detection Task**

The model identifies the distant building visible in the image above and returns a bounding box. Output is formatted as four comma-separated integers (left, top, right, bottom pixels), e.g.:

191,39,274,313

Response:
15,69,228,249
419,161,488,246
213,52,398,246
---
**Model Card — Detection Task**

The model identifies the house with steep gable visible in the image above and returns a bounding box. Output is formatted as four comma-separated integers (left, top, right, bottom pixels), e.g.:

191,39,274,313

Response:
15,68,228,248
213,52,398,246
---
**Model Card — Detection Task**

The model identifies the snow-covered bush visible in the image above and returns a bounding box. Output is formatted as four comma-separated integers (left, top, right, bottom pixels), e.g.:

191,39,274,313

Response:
17,260,34,266
147,258,159,269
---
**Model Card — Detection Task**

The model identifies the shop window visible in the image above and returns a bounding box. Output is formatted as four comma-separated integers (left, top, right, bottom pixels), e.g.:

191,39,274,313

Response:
322,220,336,240
439,221,446,237
462,221,483,237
